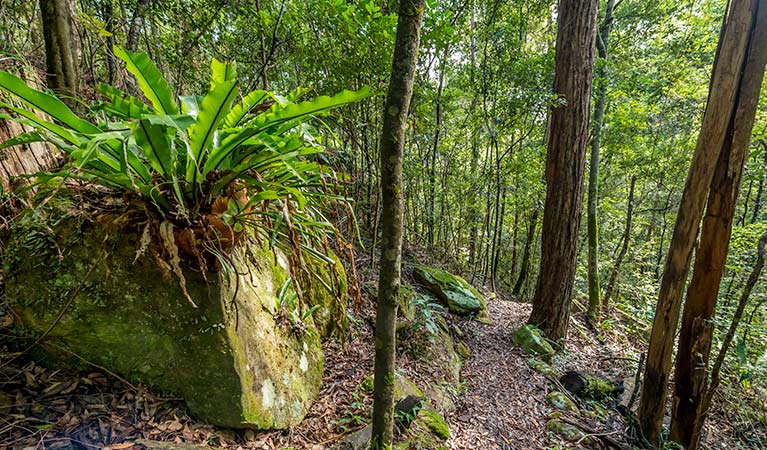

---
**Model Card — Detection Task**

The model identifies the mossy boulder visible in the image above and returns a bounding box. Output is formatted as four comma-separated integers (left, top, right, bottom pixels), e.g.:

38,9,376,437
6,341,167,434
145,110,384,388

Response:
359,372,424,398
547,419,596,447
299,251,349,339
412,265,485,316
455,342,471,359
419,408,450,440
527,358,557,378
512,324,555,359
349,374,450,450
546,390,579,414
5,193,326,429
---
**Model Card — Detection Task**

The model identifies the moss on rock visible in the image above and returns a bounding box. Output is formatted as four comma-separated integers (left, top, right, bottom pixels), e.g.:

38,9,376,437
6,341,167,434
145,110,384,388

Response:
455,342,471,359
547,419,596,447
512,325,555,359
5,190,325,429
527,358,557,378
412,265,485,316
546,390,579,415
299,251,349,339
419,409,450,440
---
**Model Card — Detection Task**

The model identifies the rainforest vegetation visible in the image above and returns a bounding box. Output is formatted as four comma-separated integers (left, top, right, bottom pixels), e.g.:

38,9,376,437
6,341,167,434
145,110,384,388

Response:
0,0,766,449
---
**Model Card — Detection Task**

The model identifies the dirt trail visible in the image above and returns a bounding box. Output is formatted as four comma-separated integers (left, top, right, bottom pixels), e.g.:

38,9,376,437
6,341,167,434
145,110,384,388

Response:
446,300,552,450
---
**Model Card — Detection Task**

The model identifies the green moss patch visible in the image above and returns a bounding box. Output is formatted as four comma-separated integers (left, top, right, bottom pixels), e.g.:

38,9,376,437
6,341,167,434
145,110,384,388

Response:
412,265,485,316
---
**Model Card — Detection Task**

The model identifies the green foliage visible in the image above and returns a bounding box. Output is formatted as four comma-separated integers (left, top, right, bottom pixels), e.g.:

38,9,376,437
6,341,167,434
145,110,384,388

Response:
409,293,446,340
275,277,321,330
331,389,368,432
0,48,370,259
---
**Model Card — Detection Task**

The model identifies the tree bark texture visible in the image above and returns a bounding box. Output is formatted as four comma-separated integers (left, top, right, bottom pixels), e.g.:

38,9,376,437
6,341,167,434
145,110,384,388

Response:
0,119,57,194
602,174,636,311
638,0,762,444
670,2,767,448
39,0,78,98
371,0,424,448
528,0,599,343
587,0,615,323
127,0,150,51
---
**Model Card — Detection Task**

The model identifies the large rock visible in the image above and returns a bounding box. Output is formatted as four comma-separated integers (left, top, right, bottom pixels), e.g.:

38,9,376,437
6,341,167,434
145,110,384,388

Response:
412,265,485,316
5,190,334,429
512,324,555,359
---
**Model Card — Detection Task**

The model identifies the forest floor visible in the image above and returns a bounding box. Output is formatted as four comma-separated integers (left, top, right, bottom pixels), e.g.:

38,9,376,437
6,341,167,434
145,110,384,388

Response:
0,267,764,449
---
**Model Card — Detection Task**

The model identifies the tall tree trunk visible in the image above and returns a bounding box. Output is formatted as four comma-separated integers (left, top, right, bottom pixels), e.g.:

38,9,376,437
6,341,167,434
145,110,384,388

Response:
586,0,615,324
670,3,767,448
514,209,539,297
427,62,444,249
371,0,424,447
39,0,78,98
701,230,767,433
750,140,767,222
509,209,519,279
638,1,762,444
528,0,599,343
739,178,753,225
127,0,150,51
602,174,636,311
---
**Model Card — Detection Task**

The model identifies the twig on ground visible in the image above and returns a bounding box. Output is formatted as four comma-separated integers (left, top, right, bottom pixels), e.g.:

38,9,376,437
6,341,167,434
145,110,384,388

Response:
560,416,630,450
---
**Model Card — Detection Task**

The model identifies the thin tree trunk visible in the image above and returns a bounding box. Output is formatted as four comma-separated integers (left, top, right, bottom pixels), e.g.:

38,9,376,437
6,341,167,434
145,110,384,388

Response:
39,0,78,98
102,0,117,85
698,231,767,444
491,184,506,291
740,178,753,226
126,0,150,51
528,0,599,343
371,0,424,447
750,140,767,222
638,1,762,444
670,2,767,447
510,209,519,279
255,0,269,89
587,0,615,324
514,209,539,297
427,62,444,249
602,174,636,311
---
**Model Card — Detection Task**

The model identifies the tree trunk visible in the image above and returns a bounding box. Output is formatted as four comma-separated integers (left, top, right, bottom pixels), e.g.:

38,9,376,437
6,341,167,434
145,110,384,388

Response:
528,0,599,343
700,231,767,440
638,1,762,444
513,209,538,297
426,62,444,249
0,119,58,195
371,0,424,447
670,2,767,448
39,0,78,98
751,140,767,222
127,0,150,51
602,174,636,311
587,0,616,324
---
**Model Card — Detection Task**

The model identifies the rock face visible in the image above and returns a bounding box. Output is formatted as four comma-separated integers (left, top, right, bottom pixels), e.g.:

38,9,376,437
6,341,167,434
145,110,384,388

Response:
5,191,340,429
412,265,485,316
